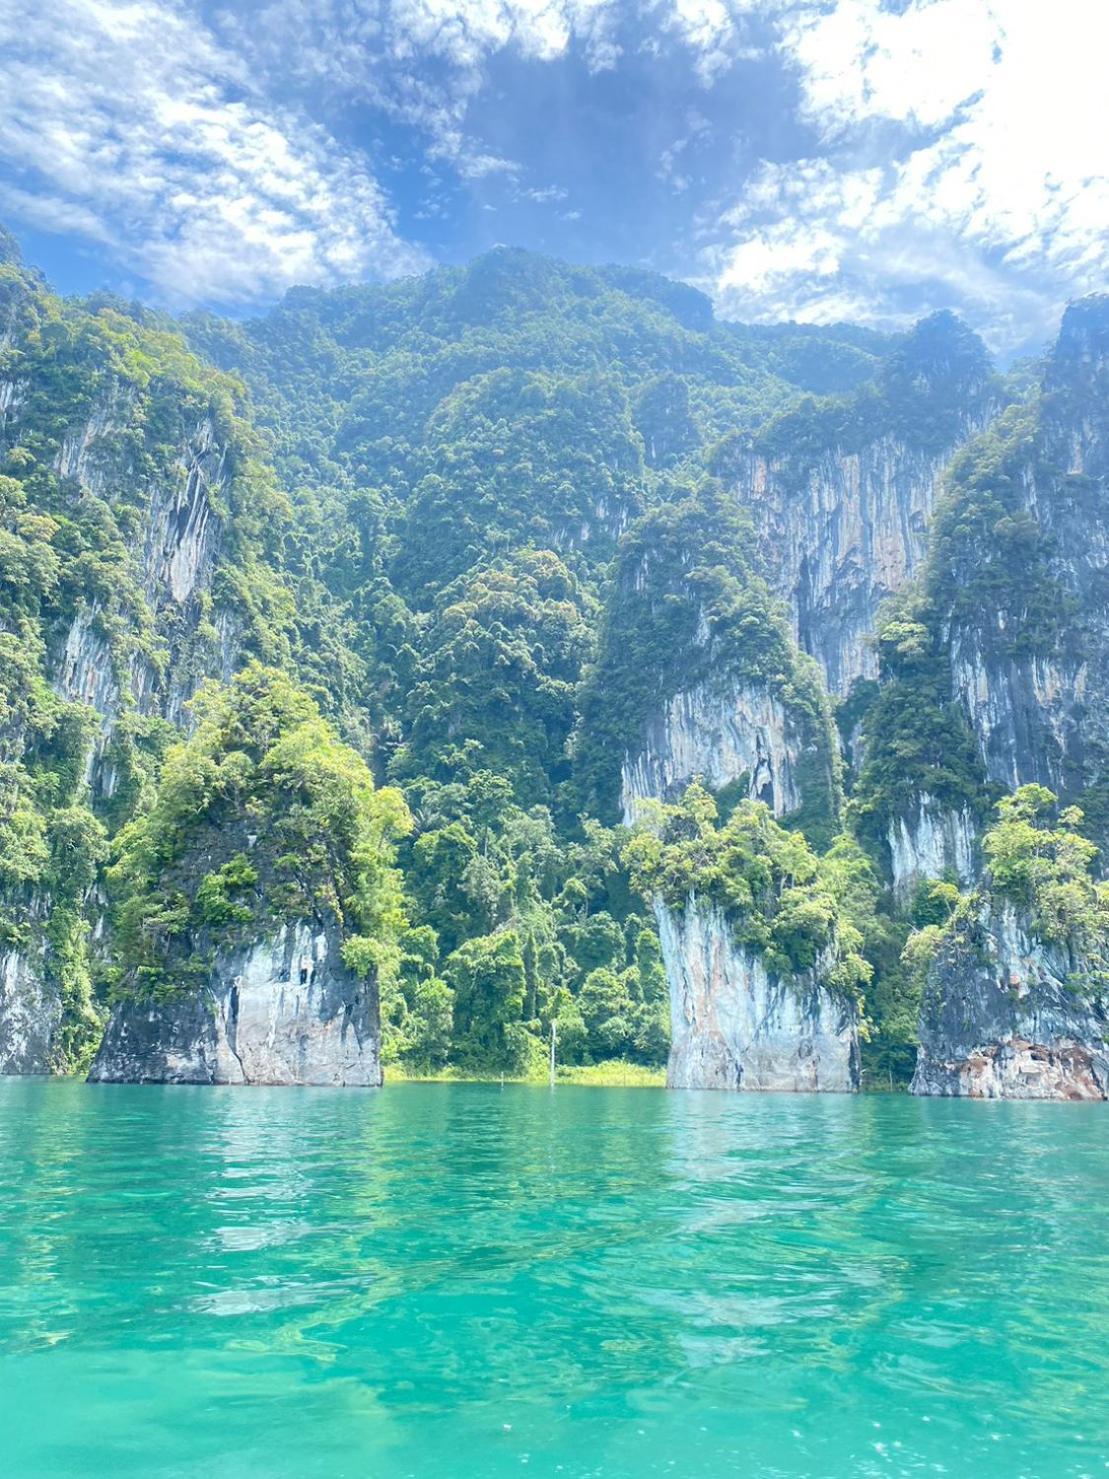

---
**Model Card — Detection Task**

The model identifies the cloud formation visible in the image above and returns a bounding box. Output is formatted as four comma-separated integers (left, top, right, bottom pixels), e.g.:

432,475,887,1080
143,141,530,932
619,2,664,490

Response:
0,0,1105,344
0,0,426,304
703,0,1109,348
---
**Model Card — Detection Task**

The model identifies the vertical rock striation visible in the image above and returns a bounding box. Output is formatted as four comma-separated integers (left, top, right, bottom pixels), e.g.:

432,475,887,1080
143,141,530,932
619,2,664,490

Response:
718,312,995,699
659,900,860,1091
89,924,381,1087
0,944,56,1075
49,409,232,792
887,795,977,901
735,436,958,695
940,300,1109,820
621,679,801,824
0,254,264,1073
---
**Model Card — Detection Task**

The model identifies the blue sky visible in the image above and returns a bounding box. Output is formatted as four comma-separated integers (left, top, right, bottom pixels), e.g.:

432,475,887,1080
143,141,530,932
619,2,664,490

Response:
1,0,1106,353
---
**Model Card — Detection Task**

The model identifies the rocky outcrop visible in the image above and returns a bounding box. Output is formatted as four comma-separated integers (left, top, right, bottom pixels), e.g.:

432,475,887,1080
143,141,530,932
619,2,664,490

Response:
736,436,955,696
143,417,225,608
949,641,1079,794
721,314,994,698
0,385,242,1071
941,300,1109,826
50,410,231,770
0,945,57,1075
659,899,860,1092
887,794,977,900
89,923,381,1087
621,679,800,823
912,905,1109,1099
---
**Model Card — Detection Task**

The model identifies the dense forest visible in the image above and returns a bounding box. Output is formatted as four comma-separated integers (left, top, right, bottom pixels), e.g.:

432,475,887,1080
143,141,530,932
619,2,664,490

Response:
2,223,1107,1088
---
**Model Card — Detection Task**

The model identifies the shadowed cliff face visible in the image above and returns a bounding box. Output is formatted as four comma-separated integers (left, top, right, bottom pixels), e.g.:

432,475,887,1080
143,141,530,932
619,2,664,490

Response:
853,299,1109,888
912,904,1109,1100
89,923,381,1087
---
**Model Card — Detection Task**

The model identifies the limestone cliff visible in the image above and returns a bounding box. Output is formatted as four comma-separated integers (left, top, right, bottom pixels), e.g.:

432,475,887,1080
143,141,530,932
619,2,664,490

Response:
0,941,54,1075
939,299,1109,821
887,795,977,901
0,252,277,1074
89,923,381,1087
578,470,851,1089
621,678,801,824
659,900,860,1092
48,407,235,791
718,313,995,698
0,392,241,1073
912,904,1108,1100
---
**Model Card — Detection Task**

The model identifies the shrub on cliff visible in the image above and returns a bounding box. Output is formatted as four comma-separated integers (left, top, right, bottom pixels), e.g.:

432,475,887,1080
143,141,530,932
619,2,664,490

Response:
108,662,412,996
622,781,870,999
901,785,1109,995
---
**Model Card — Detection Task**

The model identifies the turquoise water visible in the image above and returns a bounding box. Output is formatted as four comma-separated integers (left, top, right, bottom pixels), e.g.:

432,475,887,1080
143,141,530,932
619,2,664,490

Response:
1,1082,1107,1478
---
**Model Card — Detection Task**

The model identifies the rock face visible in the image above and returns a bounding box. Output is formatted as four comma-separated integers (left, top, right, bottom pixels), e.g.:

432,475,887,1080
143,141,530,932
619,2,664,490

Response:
941,300,1109,824
736,436,958,696
0,946,57,1075
88,923,381,1087
621,679,800,823
658,900,860,1092
0,336,245,1070
721,313,994,698
50,409,233,794
912,905,1109,1099
887,795,977,901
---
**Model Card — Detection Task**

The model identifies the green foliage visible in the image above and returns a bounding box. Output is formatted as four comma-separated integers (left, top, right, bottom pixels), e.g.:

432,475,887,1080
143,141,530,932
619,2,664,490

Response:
108,664,411,996
623,782,870,998
444,930,530,1073
852,597,988,851
853,315,1109,848
391,549,594,807
902,786,1109,1002
574,480,839,833
5,240,1028,1079
389,767,670,1071
983,786,1109,961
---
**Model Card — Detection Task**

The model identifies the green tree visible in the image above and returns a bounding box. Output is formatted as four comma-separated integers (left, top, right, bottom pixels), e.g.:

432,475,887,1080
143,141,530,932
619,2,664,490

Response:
109,663,411,996
445,930,531,1072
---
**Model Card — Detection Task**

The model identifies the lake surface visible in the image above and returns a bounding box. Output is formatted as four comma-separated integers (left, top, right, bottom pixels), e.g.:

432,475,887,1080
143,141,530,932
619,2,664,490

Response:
1,1081,1107,1478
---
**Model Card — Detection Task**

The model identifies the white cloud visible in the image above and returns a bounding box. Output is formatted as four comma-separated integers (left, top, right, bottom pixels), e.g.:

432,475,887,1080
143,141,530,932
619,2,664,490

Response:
0,0,426,304
3,0,1100,342
520,184,569,203
706,0,1109,348
661,0,773,81
221,0,623,178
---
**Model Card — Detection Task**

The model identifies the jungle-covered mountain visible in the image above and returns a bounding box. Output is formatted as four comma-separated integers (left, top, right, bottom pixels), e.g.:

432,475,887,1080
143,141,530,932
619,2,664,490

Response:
2,221,1106,1087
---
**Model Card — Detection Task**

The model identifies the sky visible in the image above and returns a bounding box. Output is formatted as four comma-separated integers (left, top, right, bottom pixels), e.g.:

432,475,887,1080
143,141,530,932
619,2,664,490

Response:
1,0,1106,354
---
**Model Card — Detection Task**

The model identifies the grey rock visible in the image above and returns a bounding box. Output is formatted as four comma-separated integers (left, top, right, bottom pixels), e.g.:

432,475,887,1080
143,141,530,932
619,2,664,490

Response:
912,904,1109,1099
887,795,977,901
736,435,959,697
88,923,381,1087
0,945,58,1075
621,676,801,824
659,900,860,1092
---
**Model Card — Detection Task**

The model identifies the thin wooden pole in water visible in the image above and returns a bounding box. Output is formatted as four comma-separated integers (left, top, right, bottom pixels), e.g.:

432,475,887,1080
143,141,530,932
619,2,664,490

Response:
549,1019,557,1087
